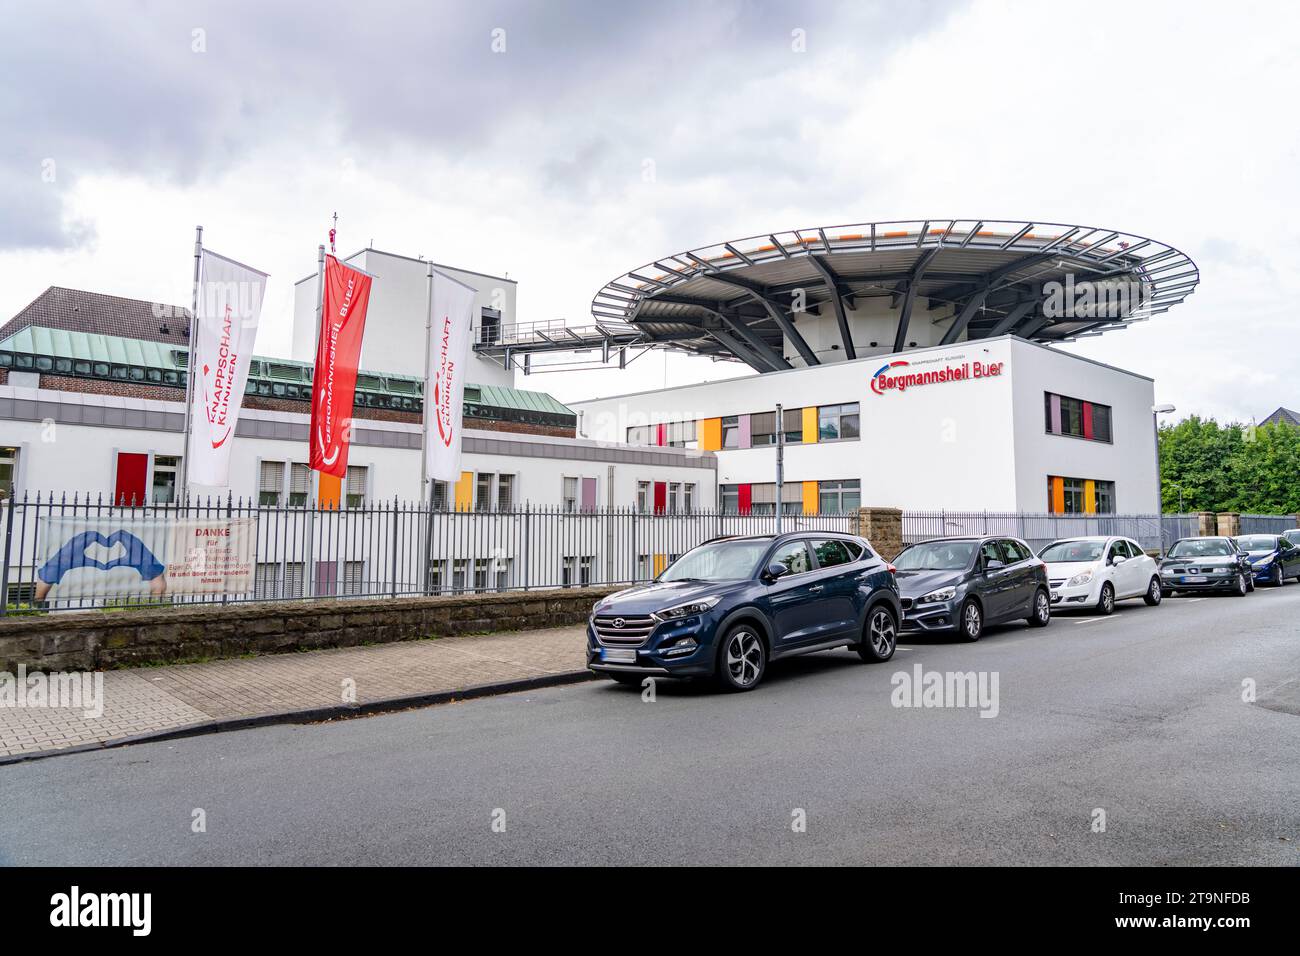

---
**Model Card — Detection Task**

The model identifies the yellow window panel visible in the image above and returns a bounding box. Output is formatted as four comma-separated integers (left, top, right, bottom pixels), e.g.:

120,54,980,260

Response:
801,407,818,443
700,418,722,451
802,480,819,515
454,471,474,511
317,471,341,511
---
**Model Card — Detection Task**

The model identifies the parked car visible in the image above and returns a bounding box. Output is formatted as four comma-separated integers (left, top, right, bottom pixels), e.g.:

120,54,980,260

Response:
1039,536,1163,614
587,532,900,692
1158,537,1254,596
892,536,1051,641
1234,533,1300,586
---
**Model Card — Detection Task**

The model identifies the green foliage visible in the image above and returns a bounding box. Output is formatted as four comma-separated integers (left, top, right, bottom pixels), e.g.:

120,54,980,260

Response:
1159,417,1300,514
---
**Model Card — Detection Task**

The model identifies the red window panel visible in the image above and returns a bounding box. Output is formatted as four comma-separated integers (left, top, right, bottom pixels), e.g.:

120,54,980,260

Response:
114,452,148,505
1082,402,1094,440
738,483,752,515
653,481,666,514
656,423,667,447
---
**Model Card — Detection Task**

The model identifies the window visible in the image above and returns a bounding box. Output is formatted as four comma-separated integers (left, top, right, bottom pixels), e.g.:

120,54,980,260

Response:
1044,392,1113,443
721,415,741,449
667,482,681,514
452,559,468,593
750,483,776,516
289,463,312,507
562,477,579,512
769,540,813,575
1062,477,1085,514
429,560,446,594
478,308,501,345
0,446,18,498
636,481,651,513
473,560,490,591
345,465,367,508
783,407,803,444
818,479,861,514
259,460,285,506
720,484,740,514
666,420,697,448
751,411,777,446
626,424,653,446
283,562,306,598
255,562,282,600
494,558,513,591
475,473,493,512
817,403,860,442
342,561,365,596
497,474,515,510
979,541,1002,567
684,483,695,513
998,540,1028,564
811,538,853,568
562,556,593,587
431,481,450,510
1096,480,1116,514
151,455,179,504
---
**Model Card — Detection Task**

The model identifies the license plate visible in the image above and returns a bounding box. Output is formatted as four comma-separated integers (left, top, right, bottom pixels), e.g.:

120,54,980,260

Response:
602,648,637,664
1181,575,1206,584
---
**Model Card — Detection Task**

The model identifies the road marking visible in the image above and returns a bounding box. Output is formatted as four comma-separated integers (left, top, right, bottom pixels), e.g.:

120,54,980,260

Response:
1071,618,1107,625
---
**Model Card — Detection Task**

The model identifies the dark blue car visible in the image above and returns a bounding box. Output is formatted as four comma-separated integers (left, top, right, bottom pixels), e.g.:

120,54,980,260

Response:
587,532,901,692
1235,533,1300,587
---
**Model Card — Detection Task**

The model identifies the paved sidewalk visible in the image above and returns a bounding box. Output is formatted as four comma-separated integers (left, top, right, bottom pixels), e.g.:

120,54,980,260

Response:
0,625,588,761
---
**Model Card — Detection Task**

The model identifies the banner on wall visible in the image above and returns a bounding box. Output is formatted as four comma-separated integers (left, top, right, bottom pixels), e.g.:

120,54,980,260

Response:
309,255,374,477
34,516,255,600
186,250,268,486
423,270,477,483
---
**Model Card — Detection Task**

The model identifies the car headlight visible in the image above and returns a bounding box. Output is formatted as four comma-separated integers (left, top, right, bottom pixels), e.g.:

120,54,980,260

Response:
1067,570,1094,587
654,595,721,620
1252,556,1273,566
592,599,605,614
917,586,956,604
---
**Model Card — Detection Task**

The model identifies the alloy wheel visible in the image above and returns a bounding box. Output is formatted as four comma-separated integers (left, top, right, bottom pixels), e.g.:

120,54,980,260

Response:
1035,591,1050,623
1101,583,1115,614
869,609,896,657
1149,578,1162,603
725,630,763,687
963,602,981,639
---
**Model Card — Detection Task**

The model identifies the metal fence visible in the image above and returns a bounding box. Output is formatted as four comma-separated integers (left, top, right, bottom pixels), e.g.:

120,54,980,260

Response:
901,511,1205,555
0,493,855,614
1239,514,1299,535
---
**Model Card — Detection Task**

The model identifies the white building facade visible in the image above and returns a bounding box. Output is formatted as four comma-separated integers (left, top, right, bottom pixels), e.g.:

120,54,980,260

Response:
573,335,1159,516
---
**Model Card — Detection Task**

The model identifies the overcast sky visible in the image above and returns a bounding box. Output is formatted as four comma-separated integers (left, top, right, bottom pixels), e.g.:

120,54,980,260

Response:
2,0,1297,422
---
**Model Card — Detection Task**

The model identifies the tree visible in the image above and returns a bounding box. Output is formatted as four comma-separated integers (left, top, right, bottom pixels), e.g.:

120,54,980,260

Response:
1158,416,1300,514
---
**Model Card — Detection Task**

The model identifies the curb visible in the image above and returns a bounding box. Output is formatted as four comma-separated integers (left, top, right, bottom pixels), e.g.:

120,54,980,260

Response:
0,668,598,767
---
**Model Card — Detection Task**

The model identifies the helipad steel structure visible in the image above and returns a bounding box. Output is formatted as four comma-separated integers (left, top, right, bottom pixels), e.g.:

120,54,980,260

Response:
476,218,1199,374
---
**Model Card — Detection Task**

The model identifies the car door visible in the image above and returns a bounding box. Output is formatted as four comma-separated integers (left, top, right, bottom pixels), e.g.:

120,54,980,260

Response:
998,539,1037,616
757,539,824,648
976,539,1013,620
1282,536,1300,578
1125,539,1154,595
809,537,861,639
1104,538,1130,596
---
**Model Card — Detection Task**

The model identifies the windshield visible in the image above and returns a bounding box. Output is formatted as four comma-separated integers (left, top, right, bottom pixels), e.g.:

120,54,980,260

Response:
894,540,977,571
1235,535,1278,552
1040,540,1105,563
1168,539,1233,558
659,539,770,582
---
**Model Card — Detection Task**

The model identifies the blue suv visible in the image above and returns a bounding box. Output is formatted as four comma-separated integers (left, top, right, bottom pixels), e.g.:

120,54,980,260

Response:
587,532,901,692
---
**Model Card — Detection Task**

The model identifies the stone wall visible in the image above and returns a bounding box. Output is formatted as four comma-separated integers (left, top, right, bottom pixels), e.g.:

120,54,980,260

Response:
0,586,617,673
854,507,904,560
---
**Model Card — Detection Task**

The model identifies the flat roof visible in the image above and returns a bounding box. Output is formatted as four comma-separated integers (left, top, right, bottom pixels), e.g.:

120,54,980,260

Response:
590,218,1198,370
293,247,517,287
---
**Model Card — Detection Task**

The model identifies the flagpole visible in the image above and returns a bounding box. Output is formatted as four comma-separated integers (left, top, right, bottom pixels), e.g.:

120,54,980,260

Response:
179,224,203,498
421,260,434,499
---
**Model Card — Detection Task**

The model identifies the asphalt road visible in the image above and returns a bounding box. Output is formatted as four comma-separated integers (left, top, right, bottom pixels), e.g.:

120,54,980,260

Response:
2,585,1299,866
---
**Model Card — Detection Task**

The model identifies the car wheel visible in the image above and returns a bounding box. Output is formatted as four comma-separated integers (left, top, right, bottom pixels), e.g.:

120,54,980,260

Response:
716,625,766,692
857,605,898,662
958,599,983,642
1233,573,1248,597
1246,575,1255,592
1026,588,1051,627
1272,565,1285,587
1097,582,1116,615
1143,576,1163,606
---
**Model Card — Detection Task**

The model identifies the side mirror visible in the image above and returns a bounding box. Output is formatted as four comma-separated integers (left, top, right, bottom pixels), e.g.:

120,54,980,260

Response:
983,559,1005,572
1112,555,1127,566
763,562,790,581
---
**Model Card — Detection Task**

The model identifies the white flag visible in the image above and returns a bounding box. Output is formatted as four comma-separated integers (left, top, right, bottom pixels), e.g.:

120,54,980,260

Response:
424,270,477,482
186,250,267,487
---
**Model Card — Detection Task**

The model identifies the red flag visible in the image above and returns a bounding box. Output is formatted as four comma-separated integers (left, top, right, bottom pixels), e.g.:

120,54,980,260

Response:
309,255,372,477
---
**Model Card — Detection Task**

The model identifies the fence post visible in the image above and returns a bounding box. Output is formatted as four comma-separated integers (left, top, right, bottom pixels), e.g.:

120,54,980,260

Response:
0,491,15,616
522,507,531,590
394,497,402,599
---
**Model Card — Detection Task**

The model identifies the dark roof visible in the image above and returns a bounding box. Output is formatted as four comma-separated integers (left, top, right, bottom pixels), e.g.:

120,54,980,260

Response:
0,287,191,347
1261,407,1300,427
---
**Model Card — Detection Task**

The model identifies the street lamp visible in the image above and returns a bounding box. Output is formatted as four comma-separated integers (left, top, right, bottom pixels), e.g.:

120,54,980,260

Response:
1152,403,1176,516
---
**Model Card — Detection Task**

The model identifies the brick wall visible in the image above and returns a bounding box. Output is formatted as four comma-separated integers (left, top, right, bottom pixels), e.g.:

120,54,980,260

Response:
0,586,617,672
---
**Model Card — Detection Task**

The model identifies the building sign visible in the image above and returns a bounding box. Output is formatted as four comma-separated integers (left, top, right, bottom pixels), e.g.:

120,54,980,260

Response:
870,355,1004,396
34,516,255,601
424,270,477,483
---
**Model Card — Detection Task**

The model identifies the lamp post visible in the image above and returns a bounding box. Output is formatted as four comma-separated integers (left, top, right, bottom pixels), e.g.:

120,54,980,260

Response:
1152,403,1176,515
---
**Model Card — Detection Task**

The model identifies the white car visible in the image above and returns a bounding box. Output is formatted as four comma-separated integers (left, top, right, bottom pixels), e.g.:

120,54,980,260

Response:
1039,536,1163,615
